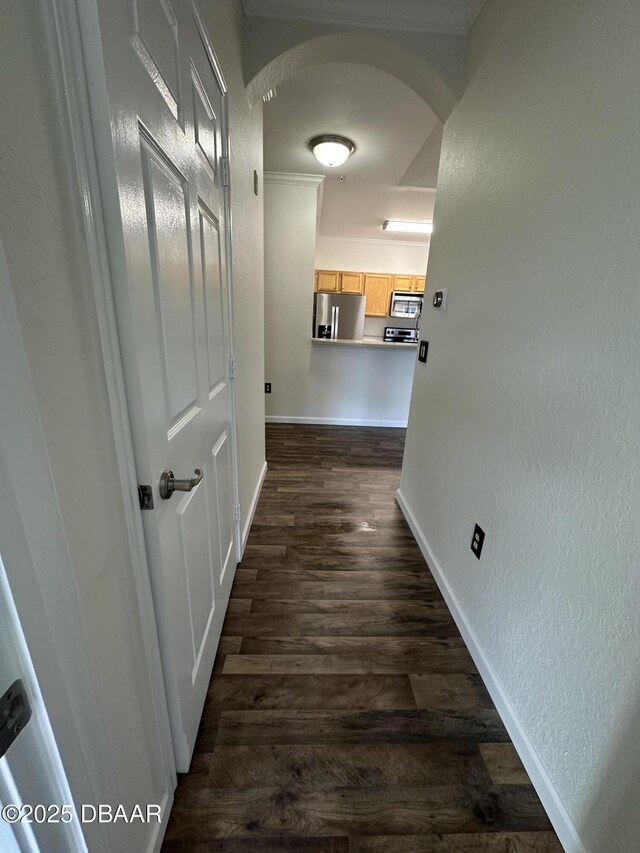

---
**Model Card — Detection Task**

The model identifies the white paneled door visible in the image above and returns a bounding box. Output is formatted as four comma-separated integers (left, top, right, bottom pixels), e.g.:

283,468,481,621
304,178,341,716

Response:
95,0,237,770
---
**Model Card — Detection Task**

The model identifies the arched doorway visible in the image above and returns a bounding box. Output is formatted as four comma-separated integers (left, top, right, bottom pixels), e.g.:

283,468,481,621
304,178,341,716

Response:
246,32,459,122
259,34,445,427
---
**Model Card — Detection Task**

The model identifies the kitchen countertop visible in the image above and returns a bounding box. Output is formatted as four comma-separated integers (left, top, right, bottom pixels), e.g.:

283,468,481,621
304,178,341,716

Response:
312,336,418,350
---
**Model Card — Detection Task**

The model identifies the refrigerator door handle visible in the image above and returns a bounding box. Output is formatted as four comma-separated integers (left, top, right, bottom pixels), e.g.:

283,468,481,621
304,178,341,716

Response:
334,306,340,339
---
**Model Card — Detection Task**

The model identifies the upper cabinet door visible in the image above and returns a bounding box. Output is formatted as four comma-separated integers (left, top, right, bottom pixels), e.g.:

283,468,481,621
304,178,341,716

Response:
340,271,364,293
412,275,426,292
364,274,392,316
392,275,413,292
316,270,340,292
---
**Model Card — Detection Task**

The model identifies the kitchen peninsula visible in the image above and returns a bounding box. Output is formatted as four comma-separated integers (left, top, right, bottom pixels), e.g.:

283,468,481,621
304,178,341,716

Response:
312,336,417,349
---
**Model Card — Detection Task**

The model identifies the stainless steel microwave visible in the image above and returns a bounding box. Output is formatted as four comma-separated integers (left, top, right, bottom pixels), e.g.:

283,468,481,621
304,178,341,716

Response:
389,291,423,318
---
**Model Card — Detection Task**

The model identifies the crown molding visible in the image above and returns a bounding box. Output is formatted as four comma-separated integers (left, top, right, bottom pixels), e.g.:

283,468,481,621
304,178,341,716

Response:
317,235,430,248
316,179,324,237
242,0,485,37
264,171,325,187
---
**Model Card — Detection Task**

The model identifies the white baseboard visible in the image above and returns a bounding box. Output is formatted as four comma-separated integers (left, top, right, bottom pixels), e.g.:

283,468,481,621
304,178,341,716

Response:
241,460,268,555
147,790,173,853
395,488,587,853
265,415,407,428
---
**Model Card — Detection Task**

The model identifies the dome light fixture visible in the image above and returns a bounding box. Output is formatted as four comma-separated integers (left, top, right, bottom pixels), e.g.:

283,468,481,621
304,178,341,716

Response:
309,135,355,168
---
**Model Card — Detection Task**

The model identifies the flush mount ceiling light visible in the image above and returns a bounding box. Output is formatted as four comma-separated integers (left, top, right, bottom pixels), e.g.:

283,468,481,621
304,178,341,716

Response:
309,135,355,168
383,220,433,235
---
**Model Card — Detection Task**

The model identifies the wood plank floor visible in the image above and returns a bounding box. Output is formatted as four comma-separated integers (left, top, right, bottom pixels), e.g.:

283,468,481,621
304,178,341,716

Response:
162,424,561,852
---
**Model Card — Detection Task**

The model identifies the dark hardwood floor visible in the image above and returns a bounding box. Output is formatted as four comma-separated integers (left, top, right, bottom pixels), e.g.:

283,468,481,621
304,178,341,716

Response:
162,424,561,852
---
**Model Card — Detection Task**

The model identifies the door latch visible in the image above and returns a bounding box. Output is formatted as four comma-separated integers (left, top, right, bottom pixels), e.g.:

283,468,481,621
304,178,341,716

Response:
0,679,31,759
138,484,154,510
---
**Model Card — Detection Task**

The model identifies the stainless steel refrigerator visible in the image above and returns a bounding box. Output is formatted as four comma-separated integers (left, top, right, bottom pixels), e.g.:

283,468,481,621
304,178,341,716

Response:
313,292,365,341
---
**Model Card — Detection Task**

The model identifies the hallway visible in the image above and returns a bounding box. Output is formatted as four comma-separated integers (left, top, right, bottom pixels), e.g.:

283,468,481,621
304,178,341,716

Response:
163,424,561,851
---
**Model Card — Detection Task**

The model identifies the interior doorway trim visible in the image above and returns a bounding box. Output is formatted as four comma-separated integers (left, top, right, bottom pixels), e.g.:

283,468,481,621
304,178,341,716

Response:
48,0,177,819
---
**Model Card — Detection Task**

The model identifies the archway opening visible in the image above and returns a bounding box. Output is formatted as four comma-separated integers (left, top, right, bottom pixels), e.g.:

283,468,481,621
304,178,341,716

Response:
260,45,446,428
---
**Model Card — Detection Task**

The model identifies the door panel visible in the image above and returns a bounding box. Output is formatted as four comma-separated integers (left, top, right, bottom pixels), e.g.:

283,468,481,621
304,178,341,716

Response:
140,141,199,422
175,478,215,666
199,204,226,391
97,0,238,770
131,0,180,116
192,67,218,177
212,430,234,583
190,39,224,175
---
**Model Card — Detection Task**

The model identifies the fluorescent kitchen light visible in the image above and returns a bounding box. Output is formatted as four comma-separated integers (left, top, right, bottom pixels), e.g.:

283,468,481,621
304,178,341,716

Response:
383,220,433,234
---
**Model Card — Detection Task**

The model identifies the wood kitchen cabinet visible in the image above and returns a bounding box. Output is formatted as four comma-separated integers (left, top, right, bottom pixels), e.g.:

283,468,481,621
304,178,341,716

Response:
363,274,392,316
315,270,340,292
392,274,413,291
339,271,364,293
314,268,423,314
393,274,425,292
315,270,364,294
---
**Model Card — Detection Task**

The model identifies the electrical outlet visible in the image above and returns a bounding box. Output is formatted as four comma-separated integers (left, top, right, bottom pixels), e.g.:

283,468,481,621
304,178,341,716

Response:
471,523,485,559
265,382,272,393
418,340,429,363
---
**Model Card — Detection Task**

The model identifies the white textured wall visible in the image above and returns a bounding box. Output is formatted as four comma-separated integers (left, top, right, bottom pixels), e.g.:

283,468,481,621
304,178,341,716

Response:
201,0,267,524
315,237,429,276
400,1,640,850
265,180,416,426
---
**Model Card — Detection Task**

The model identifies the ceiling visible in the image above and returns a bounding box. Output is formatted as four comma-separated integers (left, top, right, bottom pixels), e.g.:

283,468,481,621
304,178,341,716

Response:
263,62,441,243
243,0,486,36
